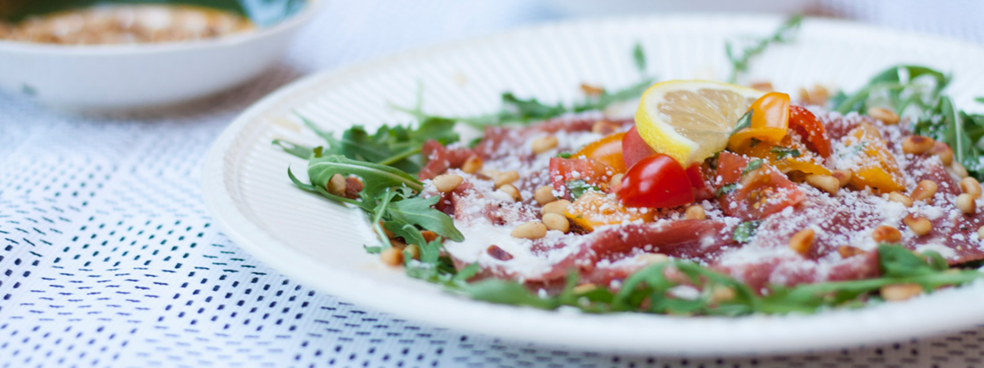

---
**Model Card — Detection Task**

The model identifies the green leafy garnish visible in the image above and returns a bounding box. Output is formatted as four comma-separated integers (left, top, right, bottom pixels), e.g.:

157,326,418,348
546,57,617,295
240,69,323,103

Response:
770,146,801,159
732,220,762,243
632,42,647,74
566,180,600,200
732,110,753,134
556,152,573,159
454,244,983,315
726,15,803,83
741,159,764,175
716,183,738,197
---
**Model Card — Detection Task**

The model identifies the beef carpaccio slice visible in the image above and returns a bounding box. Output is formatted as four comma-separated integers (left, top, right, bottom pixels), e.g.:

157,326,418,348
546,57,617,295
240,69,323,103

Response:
417,112,984,294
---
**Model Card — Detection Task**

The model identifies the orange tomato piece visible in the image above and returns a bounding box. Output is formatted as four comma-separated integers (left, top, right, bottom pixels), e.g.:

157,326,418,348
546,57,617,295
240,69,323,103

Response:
574,132,627,173
843,124,904,193
728,92,791,151
564,192,654,232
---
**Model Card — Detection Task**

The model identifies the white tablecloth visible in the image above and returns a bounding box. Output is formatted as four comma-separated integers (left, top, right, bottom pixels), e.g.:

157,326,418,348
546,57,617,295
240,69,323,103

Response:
3,1,984,367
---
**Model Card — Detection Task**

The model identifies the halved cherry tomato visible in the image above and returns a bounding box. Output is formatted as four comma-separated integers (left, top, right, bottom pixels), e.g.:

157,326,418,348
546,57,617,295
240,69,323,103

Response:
788,105,831,158
716,152,805,221
617,154,694,208
549,157,613,200
574,132,627,173
728,92,791,151
686,164,715,200
564,192,655,232
621,126,656,169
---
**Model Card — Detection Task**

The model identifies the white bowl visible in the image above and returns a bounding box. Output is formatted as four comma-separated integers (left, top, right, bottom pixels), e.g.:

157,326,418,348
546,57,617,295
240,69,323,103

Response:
0,0,320,111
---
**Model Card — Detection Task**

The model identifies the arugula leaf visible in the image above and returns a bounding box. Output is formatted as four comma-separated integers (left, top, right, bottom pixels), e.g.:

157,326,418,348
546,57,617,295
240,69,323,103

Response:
770,146,801,159
732,221,762,243
556,152,572,159
726,15,803,83
716,183,738,197
458,279,560,310
566,180,600,200
305,155,423,199
834,65,950,115
387,195,465,242
272,139,314,160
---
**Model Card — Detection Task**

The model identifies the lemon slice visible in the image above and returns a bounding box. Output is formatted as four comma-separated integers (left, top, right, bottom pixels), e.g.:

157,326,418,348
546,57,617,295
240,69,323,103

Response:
635,80,764,167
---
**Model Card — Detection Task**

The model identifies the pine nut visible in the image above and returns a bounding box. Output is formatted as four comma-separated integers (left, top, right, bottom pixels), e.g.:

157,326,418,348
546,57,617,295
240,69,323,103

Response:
859,122,883,139
498,184,521,202
978,225,984,240
902,135,934,155
872,225,902,243
952,162,969,178
380,247,403,267
750,81,773,92
542,200,571,215
542,213,570,233
831,170,852,187
881,283,922,301
327,174,347,195
461,155,483,174
810,85,829,105
806,174,840,195
910,180,938,202
903,214,932,236
572,283,597,294
580,83,604,96
591,120,620,135
957,193,978,214
534,185,556,205
420,230,438,243
511,221,547,239
837,245,866,258
405,244,421,260
868,107,900,125
930,142,954,165
710,286,737,304
684,205,706,220
960,177,981,198
433,174,463,193
531,136,559,154
637,253,670,264
788,228,815,256
494,170,520,188
610,173,624,193
888,191,913,207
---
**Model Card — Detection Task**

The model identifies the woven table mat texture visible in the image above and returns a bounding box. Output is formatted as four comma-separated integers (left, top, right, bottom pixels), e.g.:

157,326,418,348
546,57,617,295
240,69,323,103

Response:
2,1,984,367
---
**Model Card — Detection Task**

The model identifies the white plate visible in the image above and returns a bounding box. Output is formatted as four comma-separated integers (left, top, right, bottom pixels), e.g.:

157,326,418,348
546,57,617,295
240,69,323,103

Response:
202,15,984,356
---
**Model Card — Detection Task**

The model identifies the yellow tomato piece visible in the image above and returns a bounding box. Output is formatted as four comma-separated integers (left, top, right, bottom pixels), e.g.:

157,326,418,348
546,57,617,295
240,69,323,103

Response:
733,133,830,177
564,192,654,232
574,132,627,174
844,124,904,193
728,92,790,151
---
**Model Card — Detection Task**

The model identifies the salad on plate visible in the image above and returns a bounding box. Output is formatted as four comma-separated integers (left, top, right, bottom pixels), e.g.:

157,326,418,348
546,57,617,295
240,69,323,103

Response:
275,17,984,316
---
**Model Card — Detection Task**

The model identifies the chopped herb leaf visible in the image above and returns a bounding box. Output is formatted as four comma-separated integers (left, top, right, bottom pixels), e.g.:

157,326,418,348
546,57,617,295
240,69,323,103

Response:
732,220,762,243
556,152,572,159
716,183,738,197
732,110,753,134
741,159,764,175
770,146,801,159
566,180,600,200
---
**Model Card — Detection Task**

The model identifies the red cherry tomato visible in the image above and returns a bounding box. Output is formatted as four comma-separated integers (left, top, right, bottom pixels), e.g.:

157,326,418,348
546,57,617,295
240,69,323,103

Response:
715,152,805,221
621,126,656,169
686,164,716,201
617,154,694,208
788,105,832,158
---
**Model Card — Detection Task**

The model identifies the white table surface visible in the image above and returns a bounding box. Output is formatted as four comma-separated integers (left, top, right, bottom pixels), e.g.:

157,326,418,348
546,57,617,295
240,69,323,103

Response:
2,1,984,367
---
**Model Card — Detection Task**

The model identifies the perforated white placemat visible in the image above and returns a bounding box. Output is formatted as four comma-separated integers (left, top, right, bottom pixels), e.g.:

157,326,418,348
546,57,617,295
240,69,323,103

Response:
3,1,984,367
